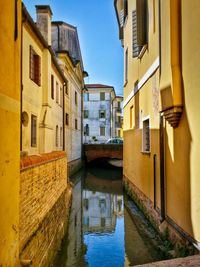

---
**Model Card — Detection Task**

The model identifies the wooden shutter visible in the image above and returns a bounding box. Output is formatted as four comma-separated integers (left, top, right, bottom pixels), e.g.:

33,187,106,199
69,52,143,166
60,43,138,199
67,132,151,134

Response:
51,75,54,99
132,11,141,58
34,55,41,86
66,113,69,125
124,0,128,21
31,115,37,147
136,0,147,46
29,46,34,80
132,0,147,58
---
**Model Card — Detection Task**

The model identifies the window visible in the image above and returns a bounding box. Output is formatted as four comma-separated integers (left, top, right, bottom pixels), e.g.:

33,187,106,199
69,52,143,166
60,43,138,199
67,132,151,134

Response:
99,110,106,119
56,82,59,103
65,113,69,125
64,81,68,95
100,126,105,136
132,0,148,58
143,118,150,152
100,92,105,101
130,106,133,128
75,91,78,105
60,127,63,148
124,0,128,22
31,115,37,147
60,87,62,107
75,119,78,130
84,110,89,118
56,125,59,147
101,218,106,227
29,46,41,86
118,130,121,137
84,93,89,101
125,48,128,82
51,75,54,99
84,124,89,136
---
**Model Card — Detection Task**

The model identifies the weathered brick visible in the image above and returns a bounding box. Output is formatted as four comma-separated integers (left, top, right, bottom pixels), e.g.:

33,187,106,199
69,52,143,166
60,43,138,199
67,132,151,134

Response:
20,152,72,267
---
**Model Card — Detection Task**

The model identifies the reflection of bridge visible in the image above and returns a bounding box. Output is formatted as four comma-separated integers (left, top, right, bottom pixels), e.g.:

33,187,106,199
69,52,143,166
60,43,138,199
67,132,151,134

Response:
83,144,123,163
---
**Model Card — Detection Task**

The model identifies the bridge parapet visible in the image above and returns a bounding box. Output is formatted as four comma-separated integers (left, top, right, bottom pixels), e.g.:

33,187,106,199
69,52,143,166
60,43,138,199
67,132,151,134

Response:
83,144,123,163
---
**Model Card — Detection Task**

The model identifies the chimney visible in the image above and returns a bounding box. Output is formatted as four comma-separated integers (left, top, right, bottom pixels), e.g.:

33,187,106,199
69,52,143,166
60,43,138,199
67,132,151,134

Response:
36,5,53,46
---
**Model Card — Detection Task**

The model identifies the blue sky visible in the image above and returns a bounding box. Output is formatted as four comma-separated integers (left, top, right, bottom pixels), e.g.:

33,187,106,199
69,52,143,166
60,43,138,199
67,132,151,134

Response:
23,0,124,96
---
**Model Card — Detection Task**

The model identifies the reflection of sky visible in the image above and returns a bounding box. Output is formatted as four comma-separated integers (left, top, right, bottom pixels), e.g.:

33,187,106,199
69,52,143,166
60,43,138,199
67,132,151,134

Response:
84,217,125,267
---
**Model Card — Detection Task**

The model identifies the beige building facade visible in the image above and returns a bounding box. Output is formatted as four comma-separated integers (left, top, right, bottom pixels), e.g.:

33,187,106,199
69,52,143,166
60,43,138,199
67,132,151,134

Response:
52,21,86,173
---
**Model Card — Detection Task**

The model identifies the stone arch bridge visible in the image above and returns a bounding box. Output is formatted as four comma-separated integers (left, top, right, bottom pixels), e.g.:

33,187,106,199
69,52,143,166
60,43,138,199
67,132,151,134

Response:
83,144,123,163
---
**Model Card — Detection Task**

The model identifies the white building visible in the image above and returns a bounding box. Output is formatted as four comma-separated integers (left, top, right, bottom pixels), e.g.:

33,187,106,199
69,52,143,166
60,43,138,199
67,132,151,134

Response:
83,84,116,144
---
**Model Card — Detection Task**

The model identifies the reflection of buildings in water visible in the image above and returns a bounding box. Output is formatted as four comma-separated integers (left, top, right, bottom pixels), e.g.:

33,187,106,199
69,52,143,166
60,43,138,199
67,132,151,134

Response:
83,190,124,233
66,179,84,266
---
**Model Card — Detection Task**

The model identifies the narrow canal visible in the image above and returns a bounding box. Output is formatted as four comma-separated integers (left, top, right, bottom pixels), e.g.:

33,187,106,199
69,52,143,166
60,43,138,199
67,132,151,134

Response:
52,166,167,267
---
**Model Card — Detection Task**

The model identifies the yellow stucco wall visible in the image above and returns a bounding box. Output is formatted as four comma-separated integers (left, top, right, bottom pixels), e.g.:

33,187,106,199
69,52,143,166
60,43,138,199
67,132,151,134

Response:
122,0,160,207
0,1,21,266
22,22,64,155
120,0,200,245
160,0,200,242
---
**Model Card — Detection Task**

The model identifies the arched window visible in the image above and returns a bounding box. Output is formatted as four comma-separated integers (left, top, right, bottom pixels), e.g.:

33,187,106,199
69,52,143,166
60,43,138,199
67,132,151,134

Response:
56,125,59,147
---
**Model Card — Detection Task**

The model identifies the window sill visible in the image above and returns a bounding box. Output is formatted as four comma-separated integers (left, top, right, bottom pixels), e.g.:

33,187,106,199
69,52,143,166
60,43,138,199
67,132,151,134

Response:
138,44,148,60
141,150,151,154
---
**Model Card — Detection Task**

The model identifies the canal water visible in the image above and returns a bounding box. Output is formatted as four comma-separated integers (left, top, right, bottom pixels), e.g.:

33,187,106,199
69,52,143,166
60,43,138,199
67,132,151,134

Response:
52,167,166,267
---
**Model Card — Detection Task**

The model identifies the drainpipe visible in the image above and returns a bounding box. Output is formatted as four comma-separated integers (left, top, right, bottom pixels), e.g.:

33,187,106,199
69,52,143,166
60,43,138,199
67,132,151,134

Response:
164,0,183,128
160,113,165,222
170,0,182,108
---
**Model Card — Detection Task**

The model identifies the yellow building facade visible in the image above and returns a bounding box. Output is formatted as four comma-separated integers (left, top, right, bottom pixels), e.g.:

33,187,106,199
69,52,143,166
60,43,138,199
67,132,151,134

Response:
21,5,67,156
0,1,21,266
115,0,200,252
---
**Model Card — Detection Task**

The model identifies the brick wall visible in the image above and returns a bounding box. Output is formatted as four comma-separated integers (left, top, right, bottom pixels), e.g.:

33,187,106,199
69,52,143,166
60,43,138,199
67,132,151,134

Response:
20,152,72,266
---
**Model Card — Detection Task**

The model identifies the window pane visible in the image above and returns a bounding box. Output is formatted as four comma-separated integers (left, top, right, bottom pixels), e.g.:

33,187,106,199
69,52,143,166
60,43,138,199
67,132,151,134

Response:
100,126,105,136
100,92,105,101
31,115,37,147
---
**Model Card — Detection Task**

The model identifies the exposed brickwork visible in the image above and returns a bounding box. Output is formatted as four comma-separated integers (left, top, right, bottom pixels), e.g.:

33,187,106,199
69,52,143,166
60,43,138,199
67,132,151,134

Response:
124,175,198,256
20,152,72,267
84,144,123,162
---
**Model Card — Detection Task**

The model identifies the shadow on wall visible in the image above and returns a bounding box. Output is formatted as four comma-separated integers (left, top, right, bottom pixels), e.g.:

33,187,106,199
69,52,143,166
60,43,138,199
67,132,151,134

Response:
164,94,193,241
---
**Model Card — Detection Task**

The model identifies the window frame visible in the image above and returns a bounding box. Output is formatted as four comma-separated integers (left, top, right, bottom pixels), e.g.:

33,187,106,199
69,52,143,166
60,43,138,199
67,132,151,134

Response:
100,126,105,136
142,116,150,153
84,110,89,119
99,110,106,119
100,92,105,101
29,45,41,86
31,114,37,147
51,75,54,99
65,113,69,126
75,119,78,130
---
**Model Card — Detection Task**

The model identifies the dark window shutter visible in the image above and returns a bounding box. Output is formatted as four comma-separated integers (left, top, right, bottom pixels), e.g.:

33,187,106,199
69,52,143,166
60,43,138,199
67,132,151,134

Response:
124,0,128,21
132,0,147,58
51,75,54,99
34,55,41,86
31,115,37,147
29,46,34,80
136,0,147,46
